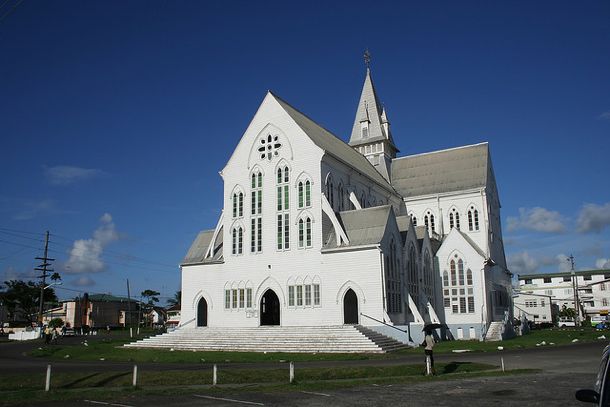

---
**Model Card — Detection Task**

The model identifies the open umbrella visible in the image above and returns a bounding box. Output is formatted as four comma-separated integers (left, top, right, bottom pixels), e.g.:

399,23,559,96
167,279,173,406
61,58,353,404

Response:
422,323,444,331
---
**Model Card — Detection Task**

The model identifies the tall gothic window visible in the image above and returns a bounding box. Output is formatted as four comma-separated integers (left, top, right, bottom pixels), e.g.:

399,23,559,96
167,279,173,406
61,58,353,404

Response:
424,211,435,235
407,243,418,310
326,175,334,209
468,206,479,231
443,255,474,314
251,170,263,253
232,191,243,218
449,208,460,230
298,179,312,209
298,216,313,248
277,165,290,250
232,226,243,255
385,239,401,313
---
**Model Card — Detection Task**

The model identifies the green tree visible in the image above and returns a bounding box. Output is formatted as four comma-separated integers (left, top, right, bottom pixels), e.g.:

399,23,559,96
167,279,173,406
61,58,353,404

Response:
167,290,181,307
3,280,58,322
559,305,576,319
141,289,160,327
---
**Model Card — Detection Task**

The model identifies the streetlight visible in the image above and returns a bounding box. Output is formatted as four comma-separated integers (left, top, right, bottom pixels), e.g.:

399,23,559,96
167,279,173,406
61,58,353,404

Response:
38,282,62,324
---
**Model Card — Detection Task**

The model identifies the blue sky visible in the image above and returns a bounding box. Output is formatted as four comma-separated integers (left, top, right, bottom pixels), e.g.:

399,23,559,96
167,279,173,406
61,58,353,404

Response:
1,1,609,303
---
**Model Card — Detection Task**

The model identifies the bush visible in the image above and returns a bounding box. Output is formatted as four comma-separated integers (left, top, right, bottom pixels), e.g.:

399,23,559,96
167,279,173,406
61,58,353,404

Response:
48,318,64,328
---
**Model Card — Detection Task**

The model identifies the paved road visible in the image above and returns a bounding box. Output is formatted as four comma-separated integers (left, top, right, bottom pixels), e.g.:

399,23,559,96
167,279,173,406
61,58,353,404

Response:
1,337,606,406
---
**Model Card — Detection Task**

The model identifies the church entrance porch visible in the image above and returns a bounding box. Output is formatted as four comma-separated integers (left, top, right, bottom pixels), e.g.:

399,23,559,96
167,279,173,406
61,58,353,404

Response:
260,289,280,326
197,297,208,327
343,289,359,324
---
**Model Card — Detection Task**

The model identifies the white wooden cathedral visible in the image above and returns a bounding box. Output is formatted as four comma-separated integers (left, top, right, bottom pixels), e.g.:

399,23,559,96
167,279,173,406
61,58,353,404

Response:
179,64,513,344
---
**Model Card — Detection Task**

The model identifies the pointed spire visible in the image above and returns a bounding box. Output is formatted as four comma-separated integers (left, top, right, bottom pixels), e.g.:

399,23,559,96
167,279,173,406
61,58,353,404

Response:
349,63,397,151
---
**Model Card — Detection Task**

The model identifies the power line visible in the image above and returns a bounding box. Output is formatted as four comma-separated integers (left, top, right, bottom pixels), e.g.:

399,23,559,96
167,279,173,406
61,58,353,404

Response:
0,0,24,23
0,229,45,243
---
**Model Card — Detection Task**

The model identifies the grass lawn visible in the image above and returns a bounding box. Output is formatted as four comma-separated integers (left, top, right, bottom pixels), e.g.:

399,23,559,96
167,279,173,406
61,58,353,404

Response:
0,362,533,404
27,326,608,364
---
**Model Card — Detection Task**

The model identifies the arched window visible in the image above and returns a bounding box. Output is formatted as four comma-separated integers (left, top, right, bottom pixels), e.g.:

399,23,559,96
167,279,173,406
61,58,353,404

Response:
450,259,457,286
298,181,304,208
455,212,460,229
277,165,290,250
251,170,263,253
449,208,460,230
445,255,475,314
298,217,313,248
305,180,311,207
449,212,454,229
468,206,479,231
407,243,418,310
325,175,334,208
338,184,344,211
474,209,479,231
443,271,449,287
232,226,243,255
233,191,244,218
411,214,417,227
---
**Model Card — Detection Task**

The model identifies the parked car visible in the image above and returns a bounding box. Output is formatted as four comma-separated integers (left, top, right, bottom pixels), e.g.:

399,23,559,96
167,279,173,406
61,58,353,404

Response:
559,317,576,327
592,316,609,328
576,344,610,406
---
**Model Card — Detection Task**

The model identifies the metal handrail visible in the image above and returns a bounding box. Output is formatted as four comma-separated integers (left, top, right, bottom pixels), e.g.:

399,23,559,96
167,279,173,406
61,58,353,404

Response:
179,317,196,328
360,313,407,334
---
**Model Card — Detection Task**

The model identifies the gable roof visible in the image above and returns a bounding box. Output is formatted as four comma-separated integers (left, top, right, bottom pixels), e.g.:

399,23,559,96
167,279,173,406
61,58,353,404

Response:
271,92,395,194
182,229,223,266
334,205,393,247
392,143,490,198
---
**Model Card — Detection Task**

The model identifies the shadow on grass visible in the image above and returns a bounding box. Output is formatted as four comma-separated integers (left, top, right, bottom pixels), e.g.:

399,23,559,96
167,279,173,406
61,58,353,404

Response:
60,373,102,389
93,372,130,387
440,362,474,374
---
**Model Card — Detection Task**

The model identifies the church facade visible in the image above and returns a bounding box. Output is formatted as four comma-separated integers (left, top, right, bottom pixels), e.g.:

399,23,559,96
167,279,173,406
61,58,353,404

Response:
180,67,512,342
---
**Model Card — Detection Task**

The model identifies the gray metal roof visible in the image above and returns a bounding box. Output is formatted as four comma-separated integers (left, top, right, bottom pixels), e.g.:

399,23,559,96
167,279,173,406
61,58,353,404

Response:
271,93,395,193
392,143,490,198
519,269,610,280
337,205,392,247
182,228,223,265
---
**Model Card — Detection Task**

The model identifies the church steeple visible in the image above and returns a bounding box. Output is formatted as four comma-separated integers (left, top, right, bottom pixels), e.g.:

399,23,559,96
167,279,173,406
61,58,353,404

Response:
349,54,398,181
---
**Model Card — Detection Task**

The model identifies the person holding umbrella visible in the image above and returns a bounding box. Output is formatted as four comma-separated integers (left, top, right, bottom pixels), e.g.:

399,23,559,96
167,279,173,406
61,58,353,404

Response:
422,323,441,375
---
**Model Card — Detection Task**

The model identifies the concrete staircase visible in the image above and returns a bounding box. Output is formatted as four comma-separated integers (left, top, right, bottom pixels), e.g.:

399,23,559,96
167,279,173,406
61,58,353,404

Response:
354,325,410,352
124,325,408,353
484,321,504,341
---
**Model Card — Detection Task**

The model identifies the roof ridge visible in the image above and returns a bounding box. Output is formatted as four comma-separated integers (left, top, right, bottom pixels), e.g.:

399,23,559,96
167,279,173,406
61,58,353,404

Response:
394,142,489,161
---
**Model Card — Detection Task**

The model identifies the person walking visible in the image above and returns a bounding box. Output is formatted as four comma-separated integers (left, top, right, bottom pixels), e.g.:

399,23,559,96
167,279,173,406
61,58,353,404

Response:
44,325,51,344
424,328,435,375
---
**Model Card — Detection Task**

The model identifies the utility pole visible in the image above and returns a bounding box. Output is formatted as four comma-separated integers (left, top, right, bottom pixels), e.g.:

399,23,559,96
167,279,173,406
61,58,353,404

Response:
126,279,132,329
35,231,55,325
568,254,580,326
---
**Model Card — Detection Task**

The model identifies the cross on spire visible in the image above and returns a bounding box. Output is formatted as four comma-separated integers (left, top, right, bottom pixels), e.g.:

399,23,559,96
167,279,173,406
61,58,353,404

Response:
363,49,371,69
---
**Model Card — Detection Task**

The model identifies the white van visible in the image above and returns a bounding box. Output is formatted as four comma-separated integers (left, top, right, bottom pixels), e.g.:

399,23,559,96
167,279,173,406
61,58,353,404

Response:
558,317,576,327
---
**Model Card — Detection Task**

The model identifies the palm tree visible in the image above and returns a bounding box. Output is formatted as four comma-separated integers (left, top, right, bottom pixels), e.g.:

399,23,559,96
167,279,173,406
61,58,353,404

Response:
167,290,181,307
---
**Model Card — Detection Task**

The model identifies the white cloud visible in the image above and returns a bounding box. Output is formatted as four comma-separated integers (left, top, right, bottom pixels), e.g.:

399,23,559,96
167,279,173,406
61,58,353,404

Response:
506,207,566,233
508,251,539,275
597,258,610,269
577,203,610,233
64,213,119,274
44,165,105,186
599,111,610,120
13,199,57,220
71,276,96,287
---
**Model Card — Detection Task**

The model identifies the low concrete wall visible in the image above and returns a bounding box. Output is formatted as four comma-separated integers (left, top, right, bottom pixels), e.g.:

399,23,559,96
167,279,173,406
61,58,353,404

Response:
8,328,39,341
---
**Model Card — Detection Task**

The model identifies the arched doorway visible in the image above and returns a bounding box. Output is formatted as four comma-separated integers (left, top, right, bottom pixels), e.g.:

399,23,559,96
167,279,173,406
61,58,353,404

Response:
260,290,280,326
197,297,208,327
343,289,358,324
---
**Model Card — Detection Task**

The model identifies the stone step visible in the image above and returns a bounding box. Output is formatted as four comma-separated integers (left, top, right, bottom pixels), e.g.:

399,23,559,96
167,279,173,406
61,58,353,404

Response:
124,325,384,353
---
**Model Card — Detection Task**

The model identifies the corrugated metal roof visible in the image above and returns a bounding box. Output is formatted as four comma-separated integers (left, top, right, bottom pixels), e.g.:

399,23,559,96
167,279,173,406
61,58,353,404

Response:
392,143,490,197
337,205,392,246
519,269,610,280
271,92,395,193
182,228,223,265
